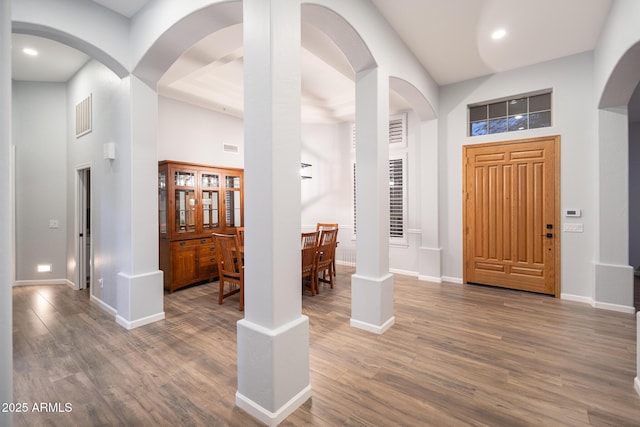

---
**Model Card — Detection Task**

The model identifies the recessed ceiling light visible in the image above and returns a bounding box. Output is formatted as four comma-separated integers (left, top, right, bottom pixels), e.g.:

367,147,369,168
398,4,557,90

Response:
491,29,506,40
22,47,38,56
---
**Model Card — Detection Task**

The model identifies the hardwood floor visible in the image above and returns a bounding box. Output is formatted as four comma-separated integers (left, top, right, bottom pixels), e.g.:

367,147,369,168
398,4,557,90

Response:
13,267,640,426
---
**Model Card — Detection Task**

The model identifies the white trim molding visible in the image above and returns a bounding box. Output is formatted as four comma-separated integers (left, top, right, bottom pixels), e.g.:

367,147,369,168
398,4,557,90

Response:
13,278,68,287
561,293,636,314
236,385,312,427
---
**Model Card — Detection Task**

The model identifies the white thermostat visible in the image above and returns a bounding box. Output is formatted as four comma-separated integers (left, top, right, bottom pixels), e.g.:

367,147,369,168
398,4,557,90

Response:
565,208,582,217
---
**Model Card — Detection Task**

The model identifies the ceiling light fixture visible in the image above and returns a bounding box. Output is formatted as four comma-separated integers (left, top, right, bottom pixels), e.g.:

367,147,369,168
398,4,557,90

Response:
491,29,506,40
22,47,38,56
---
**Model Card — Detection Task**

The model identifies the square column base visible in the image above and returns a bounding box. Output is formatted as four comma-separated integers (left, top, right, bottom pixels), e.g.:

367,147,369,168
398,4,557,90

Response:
594,262,634,312
350,273,395,334
116,270,165,329
236,315,310,426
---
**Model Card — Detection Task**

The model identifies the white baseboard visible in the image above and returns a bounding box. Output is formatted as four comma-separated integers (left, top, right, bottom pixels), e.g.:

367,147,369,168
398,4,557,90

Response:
116,312,165,330
561,293,636,314
13,278,68,287
593,301,636,314
389,268,418,278
89,294,117,317
335,260,356,267
442,276,463,284
560,293,594,305
350,316,395,334
236,385,312,427
418,275,442,284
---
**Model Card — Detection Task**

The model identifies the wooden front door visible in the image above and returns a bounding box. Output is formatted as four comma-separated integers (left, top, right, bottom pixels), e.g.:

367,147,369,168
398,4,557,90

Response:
463,136,560,296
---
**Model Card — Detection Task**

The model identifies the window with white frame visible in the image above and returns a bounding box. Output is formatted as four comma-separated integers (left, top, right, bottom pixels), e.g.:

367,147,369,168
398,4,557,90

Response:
351,113,408,243
388,155,405,240
352,156,407,242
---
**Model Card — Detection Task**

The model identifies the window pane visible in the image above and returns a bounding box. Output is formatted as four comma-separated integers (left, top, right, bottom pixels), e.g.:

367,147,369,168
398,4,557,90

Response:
529,111,551,128
508,98,527,115
202,173,219,188
471,121,488,136
488,118,507,134
508,114,528,131
469,105,487,121
530,93,551,112
389,158,404,238
489,101,507,118
225,175,241,188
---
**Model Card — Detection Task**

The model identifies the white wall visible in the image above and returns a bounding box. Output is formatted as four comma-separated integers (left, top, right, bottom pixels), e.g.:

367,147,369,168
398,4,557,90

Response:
630,121,640,271
301,122,352,226
66,59,129,308
439,52,597,299
157,96,244,168
13,81,67,283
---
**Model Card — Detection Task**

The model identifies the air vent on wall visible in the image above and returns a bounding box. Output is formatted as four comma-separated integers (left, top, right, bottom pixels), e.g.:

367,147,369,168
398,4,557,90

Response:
75,94,92,138
223,143,239,153
351,112,407,150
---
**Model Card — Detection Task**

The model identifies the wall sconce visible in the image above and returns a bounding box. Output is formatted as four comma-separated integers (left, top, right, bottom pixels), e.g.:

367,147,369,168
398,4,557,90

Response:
300,163,312,179
103,142,116,160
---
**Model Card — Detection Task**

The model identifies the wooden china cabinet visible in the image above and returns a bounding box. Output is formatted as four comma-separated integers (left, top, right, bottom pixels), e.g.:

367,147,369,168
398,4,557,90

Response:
158,160,244,292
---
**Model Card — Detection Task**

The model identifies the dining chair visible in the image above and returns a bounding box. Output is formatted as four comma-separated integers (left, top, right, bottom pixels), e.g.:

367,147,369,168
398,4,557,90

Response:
301,231,319,295
235,226,245,247
301,230,319,249
212,233,244,311
316,228,338,292
316,223,338,276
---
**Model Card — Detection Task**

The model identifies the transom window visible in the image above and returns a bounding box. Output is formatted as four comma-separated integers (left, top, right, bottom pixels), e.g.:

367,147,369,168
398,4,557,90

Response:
469,91,552,136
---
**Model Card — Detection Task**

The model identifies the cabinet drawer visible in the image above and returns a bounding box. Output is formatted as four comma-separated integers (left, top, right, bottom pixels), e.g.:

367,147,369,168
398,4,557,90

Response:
171,237,212,249
199,244,217,267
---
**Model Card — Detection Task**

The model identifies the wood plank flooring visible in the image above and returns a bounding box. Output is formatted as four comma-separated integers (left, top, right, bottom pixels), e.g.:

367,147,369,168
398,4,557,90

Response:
12,266,640,426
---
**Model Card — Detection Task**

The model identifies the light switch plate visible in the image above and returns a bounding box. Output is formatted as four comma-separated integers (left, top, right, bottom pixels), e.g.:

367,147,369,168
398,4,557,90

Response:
563,223,583,233
49,219,59,229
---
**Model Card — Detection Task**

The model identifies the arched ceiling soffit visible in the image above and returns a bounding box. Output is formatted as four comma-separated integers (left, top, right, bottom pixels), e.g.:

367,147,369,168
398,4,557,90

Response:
133,1,242,88
599,41,640,110
12,22,128,79
301,3,376,75
389,77,435,121
302,3,436,121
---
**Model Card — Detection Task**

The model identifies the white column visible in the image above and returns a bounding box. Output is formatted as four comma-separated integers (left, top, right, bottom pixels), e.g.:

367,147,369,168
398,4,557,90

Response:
237,0,310,425
594,107,634,311
351,67,395,334
0,0,13,425
116,76,165,329
417,119,442,282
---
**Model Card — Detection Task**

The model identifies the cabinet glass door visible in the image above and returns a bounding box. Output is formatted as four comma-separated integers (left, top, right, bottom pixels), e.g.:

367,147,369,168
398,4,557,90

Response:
174,170,196,234
158,170,167,236
201,172,220,231
225,175,242,228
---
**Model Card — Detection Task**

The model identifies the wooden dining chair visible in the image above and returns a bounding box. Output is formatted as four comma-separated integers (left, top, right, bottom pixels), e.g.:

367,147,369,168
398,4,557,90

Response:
301,230,319,249
235,226,245,247
316,223,338,276
316,228,338,292
212,233,244,311
301,231,319,295
316,223,338,233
